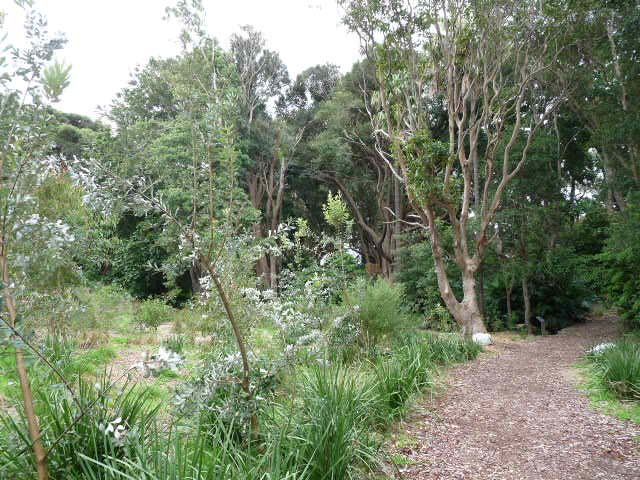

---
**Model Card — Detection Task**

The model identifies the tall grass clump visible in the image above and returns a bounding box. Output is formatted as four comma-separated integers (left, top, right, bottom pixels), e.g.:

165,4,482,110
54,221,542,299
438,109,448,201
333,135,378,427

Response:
589,339,640,400
283,365,379,479
0,374,160,479
372,340,434,419
419,332,482,365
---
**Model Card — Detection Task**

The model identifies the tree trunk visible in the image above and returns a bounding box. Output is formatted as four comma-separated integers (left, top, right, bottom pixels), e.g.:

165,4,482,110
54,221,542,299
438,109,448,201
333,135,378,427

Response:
457,269,489,337
1,248,49,480
189,263,202,293
522,273,533,335
506,277,513,325
424,207,490,342
477,265,486,316
269,256,277,291
203,260,258,442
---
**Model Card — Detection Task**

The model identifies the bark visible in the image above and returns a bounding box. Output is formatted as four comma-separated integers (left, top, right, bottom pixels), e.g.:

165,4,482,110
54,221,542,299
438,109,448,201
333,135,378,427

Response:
203,259,258,441
189,263,202,293
505,275,514,325
1,244,48,479
522,273,533,335
506,283,512,322
423,207,488,338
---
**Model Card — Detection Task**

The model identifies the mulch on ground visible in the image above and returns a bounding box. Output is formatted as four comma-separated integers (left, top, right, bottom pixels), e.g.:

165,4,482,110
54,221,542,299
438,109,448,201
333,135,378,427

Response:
386,315,640,479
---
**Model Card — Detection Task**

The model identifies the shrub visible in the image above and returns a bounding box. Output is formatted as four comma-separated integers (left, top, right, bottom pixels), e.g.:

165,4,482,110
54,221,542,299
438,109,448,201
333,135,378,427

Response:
419,332,482,365
291,365,378,479
135,298,172,330
161,334,186,355
346,278,415,348
589,339,640,400
372,343,434,419
595,198,640,331
175,351,279,445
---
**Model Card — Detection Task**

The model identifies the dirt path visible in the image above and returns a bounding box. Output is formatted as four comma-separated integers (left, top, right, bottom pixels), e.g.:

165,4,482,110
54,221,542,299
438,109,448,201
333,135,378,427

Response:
388,316,640,479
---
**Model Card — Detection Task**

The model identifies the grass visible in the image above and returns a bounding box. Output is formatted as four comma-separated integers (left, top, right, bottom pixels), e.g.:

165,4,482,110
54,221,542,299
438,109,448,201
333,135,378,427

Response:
577,335,640,425
589,340,640,399
69,345,118,375
576,363,640,424
0,280,484,480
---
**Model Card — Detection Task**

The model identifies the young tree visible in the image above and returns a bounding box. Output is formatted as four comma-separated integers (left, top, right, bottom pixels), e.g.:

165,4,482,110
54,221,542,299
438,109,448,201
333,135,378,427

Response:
341,0,564,340
0,2,70,478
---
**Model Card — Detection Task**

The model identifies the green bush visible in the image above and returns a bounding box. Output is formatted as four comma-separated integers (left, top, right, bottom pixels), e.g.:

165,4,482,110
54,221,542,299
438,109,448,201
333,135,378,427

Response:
135,298,172,330
161,334,186,354
372,342,434,418
589,340,640,400
291,365,378,479
346,278,415,347
595,198,640,330
419,332,482,365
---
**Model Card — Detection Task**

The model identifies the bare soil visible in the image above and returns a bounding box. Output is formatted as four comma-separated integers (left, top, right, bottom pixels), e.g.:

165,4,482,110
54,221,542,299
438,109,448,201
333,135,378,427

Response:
386,314,640,479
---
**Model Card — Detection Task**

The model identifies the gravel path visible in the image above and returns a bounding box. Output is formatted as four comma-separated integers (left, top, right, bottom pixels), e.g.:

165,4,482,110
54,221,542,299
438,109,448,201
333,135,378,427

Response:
388,315,640,479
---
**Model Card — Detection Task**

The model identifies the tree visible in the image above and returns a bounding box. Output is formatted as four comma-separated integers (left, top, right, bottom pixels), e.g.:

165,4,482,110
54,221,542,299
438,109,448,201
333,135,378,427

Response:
561,0,640,211
341,0,565,339
0,2,71,478
307,60,407,278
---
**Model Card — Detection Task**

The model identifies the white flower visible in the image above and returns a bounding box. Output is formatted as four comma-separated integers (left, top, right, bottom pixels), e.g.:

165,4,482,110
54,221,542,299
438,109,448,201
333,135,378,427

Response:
589,343,615,354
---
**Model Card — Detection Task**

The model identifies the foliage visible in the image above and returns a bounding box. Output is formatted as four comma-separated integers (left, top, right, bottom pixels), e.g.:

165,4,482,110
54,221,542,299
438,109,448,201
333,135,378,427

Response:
135,298,173,330
175,350,278,445
161,335,186,355
595,198,640,330
587,339,640,400
0,375,160,479
345,278,415,347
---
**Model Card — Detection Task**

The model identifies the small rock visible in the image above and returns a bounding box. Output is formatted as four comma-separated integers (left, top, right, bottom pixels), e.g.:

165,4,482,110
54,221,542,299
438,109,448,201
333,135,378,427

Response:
472,333,493,346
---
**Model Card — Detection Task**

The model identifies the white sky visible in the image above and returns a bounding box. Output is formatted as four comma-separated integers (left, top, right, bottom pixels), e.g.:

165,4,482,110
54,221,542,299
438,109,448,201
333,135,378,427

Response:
3,0,362,120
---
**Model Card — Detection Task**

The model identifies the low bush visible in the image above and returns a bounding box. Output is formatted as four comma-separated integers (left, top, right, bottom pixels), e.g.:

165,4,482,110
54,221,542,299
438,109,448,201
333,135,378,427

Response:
135,298,172,330
285,365,379,479
589,339,640,400
346,278,415,348
161,334,186,355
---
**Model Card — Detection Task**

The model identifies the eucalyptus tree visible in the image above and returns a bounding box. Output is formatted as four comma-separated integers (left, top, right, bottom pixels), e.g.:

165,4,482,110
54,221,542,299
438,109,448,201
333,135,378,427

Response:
0,2,71,478
229,25,292,288
561,0,640,210
89,0,261,439
341,0,566,340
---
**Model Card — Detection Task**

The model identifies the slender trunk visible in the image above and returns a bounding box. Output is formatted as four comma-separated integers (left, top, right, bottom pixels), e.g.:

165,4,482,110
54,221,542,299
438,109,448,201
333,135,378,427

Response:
522,273,533,335
1,247,48,479
505,277,513,324
204,262,258,441
269,256,277,291
392,175,402,274
601,150,627,211
477,265,486,316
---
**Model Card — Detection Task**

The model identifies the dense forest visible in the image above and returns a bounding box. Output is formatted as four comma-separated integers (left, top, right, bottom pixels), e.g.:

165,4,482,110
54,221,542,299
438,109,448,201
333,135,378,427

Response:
1,0,639,479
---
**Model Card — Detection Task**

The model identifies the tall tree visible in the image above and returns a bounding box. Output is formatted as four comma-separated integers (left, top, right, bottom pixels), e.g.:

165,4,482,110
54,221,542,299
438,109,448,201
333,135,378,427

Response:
341,0,565,339
230,25,291,288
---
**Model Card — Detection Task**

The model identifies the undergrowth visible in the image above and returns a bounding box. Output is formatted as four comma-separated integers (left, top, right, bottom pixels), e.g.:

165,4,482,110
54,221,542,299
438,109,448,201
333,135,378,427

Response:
578,337,640,425
0,332,482,479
